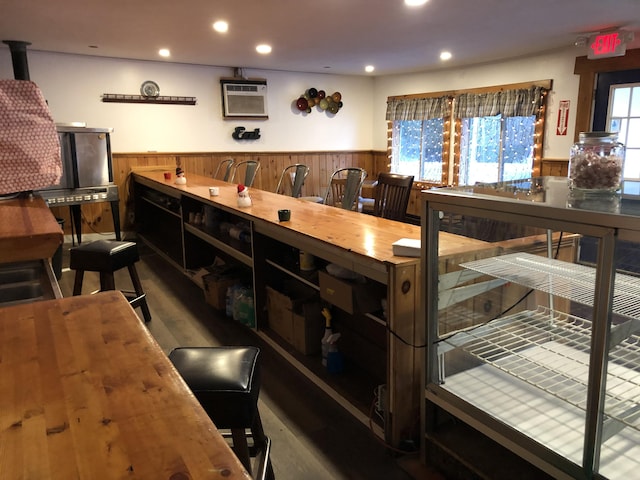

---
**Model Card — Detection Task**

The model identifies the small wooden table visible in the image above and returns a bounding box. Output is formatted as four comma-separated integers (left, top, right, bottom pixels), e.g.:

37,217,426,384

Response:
0,291,250,479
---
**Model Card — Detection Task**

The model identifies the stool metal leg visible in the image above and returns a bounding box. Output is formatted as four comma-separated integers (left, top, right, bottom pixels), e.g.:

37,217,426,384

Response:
231,428,252,474
73,270,85,296
127,264,152,322
229,427,274,479
99,271,116,291
254,437,274,480
251,414,275,480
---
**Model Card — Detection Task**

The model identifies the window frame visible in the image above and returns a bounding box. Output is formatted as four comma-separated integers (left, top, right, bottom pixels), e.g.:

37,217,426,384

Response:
606,82,640,181
387,80,551,187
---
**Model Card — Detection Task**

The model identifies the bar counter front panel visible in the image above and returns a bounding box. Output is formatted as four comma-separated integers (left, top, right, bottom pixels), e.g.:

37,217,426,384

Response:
132,170,491,447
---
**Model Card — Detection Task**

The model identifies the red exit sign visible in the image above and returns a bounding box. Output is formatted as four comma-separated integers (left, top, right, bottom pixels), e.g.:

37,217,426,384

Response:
588,31,627,59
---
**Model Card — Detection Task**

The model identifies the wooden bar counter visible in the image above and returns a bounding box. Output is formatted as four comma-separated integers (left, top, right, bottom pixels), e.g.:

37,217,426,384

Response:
0,195,63,264
132,170,492,447
0,291,249,479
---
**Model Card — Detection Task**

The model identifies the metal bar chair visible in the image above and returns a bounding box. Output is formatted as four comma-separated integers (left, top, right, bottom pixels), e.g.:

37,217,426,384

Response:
230,160,261,187
214,158,235,181
323,167,367,210
275,164,310,197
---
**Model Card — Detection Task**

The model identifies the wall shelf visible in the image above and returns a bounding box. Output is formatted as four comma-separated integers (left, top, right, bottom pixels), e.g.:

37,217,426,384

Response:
101,94,196,105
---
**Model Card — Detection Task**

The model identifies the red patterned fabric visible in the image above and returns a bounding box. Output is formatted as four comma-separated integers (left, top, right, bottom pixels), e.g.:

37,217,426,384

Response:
0,80,62,194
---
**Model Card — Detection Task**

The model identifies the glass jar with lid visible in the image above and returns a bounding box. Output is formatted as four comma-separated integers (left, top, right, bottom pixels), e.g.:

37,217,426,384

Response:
568,132,625,193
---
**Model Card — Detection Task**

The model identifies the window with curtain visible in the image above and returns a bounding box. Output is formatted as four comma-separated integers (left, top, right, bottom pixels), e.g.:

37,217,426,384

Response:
386,83,549,186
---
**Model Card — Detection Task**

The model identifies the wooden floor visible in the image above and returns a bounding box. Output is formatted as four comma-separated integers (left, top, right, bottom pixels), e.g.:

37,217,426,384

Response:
58,236,446,480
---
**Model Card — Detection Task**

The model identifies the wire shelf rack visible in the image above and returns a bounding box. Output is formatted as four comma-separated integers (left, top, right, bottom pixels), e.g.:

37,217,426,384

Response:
459,252,640,320
439,306,640,438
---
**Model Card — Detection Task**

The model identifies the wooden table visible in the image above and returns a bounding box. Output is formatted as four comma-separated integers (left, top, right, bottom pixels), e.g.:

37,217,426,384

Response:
0,291,250,479
0,195,63,264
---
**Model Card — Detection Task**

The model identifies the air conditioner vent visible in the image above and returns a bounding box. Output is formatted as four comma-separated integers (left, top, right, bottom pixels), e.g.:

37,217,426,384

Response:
221,79,268,118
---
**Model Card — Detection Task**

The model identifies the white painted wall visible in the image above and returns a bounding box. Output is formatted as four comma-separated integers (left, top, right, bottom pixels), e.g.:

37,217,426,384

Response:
1,47,581,158
0,50,375,153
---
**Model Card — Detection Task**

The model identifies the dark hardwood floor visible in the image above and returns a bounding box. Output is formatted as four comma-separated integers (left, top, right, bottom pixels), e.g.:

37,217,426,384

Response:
57,236,445,480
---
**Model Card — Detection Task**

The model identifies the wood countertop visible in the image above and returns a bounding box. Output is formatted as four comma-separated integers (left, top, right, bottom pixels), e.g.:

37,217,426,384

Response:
133,171,489,269
0,195,63,264
0,291,250,480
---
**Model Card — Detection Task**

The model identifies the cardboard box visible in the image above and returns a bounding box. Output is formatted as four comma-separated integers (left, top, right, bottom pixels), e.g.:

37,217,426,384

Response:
318,270,382,314
266,286,295,344
202,266,240,310
266,285,324,355
292,302,324,355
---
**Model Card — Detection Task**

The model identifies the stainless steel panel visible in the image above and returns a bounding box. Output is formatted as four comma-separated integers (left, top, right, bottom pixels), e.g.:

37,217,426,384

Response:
0,259,62,306
56,132,73,188
73,131,110,187
41,126,114,190
39,185,119,206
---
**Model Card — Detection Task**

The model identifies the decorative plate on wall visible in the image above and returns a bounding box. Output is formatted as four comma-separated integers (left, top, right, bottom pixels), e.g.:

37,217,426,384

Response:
140,80,160,98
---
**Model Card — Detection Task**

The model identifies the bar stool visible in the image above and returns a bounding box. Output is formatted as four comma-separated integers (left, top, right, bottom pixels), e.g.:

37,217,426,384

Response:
69,240,152,323
169,346,274,480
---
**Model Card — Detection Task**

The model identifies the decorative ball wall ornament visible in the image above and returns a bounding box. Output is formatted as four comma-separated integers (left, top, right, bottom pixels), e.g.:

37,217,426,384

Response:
294,87,343,115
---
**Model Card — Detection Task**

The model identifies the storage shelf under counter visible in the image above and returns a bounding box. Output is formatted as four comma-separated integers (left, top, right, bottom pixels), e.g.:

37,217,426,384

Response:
183,222,253,267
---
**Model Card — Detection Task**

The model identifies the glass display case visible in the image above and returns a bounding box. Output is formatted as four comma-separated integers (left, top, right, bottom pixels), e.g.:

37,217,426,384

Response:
421,177,640,479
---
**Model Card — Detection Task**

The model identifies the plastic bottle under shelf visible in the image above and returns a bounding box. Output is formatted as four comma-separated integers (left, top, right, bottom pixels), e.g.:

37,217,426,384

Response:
225,284,237,318
321,307,332,367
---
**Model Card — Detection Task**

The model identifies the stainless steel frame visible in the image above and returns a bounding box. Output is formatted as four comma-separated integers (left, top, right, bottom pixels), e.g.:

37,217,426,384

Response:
36,125,120,242
421,178,640,479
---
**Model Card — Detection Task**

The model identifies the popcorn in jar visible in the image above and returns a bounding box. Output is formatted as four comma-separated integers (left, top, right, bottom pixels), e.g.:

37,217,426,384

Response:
569,132,624,192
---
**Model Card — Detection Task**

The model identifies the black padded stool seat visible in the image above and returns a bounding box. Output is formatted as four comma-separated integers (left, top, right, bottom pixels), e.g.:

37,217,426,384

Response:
69,240,151,323
169,346,274,479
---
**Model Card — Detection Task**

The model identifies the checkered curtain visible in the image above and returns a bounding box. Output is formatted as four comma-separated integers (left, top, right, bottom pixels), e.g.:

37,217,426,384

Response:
386,95,449,121
454,86,545,118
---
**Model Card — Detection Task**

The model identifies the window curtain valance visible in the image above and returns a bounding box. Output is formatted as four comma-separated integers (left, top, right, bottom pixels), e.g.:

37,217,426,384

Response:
386,95,449,121
454,86,546,118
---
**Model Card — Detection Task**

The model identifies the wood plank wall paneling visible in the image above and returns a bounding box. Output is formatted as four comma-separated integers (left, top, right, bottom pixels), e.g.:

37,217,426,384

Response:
50,151,392,234
540,158,569,177
49,151,569,234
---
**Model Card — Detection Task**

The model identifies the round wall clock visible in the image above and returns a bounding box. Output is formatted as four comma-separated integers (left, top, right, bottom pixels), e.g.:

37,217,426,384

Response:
140,80,160,98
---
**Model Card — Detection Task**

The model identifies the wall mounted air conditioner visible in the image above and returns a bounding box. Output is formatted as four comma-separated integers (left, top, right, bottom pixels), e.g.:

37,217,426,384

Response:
220,79,268,118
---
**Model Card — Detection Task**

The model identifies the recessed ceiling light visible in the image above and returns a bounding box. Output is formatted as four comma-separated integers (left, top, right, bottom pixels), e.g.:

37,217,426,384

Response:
440,51,452,61
405,0,428,6
256,44,272,54
158,48,170,57
213,20,228,33
365,65,375,73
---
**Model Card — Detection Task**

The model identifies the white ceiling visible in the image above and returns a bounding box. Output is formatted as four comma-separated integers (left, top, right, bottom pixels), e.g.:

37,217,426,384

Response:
2,0,640,76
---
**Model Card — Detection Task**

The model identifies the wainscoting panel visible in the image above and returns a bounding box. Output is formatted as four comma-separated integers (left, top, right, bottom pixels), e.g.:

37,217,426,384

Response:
49,150,562,235
50,151,390,235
